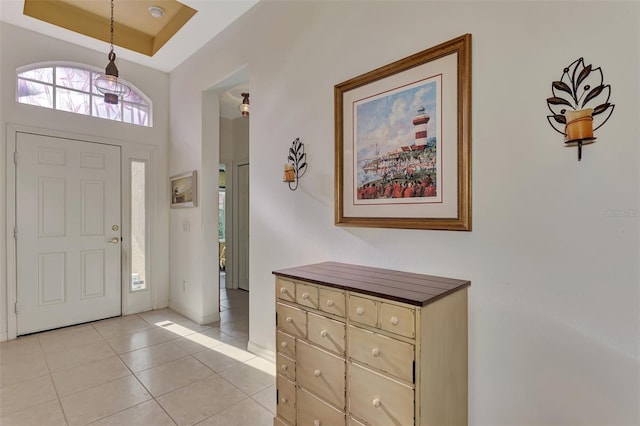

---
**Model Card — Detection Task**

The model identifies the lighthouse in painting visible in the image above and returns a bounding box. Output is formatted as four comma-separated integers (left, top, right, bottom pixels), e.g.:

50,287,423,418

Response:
412,106,430,147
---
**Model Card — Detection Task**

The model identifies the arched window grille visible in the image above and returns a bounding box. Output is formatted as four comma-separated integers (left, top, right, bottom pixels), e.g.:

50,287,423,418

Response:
16,62,152,127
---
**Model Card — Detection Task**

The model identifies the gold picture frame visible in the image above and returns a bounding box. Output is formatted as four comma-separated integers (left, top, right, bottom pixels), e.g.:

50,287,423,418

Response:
335,34,472,231
170,170,197,208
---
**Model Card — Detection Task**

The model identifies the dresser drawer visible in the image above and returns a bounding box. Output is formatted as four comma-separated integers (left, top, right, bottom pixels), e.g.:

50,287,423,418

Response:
277,278,296,302
297,387,345,426
349,363,413,426
379,303,415,338
277,375,297,425
308,312,346,355
277,353,296,381
348,325,414,383
297,282,319,310
348,295,377,327
277,303,307,338
274,416,292,426
297,340,345,409
319,287,346,317
277,330,296,358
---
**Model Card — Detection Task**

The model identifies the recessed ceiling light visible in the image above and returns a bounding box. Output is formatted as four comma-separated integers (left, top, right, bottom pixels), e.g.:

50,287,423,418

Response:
148,6,165,19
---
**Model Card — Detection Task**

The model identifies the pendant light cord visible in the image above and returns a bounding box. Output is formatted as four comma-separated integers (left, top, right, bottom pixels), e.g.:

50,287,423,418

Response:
95,0,129,103
109,0,115,54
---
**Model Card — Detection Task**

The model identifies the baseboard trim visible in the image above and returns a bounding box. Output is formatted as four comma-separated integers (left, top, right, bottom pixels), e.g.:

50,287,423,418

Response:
248,340,275,364
0,331,8,342
168,300,199,324
168,300,220,325
201,311,220,325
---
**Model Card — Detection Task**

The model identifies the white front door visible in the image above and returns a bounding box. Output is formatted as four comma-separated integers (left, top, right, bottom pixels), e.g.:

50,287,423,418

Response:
16,132,122,335
238,163,250,291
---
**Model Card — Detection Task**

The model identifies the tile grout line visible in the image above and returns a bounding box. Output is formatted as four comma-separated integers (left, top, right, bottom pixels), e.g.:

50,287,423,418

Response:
191,397,250,426
102,350,179,426
128,349,229,426
97,318,183,426
108,323,239,425
39,318,169,425
126,314,258,425
37,328,71,426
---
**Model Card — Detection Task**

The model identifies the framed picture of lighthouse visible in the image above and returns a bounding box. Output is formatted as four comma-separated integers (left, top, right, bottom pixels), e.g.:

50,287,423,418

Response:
334,34,471,231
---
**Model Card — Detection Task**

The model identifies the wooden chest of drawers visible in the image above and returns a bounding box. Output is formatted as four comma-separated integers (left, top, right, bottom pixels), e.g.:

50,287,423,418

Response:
273,261,470,426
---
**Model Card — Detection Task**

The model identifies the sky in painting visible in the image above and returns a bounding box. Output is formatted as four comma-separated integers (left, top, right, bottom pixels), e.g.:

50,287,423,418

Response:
355,78,438,161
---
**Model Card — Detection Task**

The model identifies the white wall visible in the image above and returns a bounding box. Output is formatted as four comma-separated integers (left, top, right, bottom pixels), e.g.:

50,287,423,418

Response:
232,116,249,163
169,1,639,423
220,118,234,165
220,116,250,165
0,23,171,338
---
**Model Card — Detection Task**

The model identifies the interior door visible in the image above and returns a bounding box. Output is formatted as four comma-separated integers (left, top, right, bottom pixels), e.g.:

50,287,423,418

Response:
238,163,250,291
16,132,122,335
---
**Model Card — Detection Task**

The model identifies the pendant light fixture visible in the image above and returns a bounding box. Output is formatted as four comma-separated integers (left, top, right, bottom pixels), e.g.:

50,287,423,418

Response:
239,93,250,117
95,0,130,105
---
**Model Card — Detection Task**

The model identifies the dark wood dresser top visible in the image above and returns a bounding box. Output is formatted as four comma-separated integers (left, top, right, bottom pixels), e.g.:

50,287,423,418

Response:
273,261,470,306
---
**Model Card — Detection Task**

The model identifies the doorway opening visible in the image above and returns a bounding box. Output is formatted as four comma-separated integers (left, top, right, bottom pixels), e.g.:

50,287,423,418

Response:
207,65,250,340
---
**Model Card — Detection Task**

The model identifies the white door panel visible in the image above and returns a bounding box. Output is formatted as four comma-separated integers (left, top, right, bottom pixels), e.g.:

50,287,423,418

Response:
16,133,122,335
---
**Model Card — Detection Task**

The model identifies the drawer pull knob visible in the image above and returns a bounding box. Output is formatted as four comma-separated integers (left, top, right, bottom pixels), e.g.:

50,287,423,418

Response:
314,369,321,377
320,329,328,338
390,316,400,326
281,341,288,348
281,397,288,404
286,317,293,324
371,348,380,357
302,292,309,300
372,398,381,408
326,299,334,307
356,307,365,316
314,421,321,426
280,288,287,295
281,364,288,370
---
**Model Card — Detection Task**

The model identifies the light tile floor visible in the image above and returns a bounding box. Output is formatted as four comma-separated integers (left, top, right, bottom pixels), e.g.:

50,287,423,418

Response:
0,284,275,426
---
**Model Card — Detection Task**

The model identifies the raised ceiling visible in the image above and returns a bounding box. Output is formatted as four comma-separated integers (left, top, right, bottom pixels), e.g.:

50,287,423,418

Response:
0,0,259,72
23,0,197,57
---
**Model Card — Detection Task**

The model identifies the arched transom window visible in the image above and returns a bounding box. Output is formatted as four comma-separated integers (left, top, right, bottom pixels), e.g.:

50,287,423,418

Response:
17,63,152,127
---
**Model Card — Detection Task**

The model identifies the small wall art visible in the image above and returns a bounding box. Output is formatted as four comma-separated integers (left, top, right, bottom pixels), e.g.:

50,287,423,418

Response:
170,171,197,208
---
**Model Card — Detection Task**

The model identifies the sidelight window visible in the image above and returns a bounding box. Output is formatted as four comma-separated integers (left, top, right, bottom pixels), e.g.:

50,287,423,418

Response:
131,161,147,291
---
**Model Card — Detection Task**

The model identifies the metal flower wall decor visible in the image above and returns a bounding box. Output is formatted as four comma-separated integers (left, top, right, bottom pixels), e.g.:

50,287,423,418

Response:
546,57,615,160
283,138,307,191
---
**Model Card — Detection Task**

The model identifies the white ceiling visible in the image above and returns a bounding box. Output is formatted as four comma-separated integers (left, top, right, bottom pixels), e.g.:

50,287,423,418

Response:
0,0,259,73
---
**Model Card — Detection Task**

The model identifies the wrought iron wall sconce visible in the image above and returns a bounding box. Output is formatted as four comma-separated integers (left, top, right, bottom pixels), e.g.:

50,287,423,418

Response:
546,57,614,160
283,138,307,191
